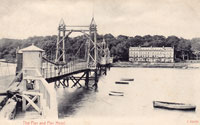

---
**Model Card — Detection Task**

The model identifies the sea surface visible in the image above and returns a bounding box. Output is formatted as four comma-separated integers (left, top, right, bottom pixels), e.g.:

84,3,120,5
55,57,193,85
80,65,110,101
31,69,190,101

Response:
56,66,200,124
0,62,16,92
1,62,200,124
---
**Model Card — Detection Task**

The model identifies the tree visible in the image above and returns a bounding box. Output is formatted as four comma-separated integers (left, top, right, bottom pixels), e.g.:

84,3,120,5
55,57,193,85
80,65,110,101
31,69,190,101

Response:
0,34,199,62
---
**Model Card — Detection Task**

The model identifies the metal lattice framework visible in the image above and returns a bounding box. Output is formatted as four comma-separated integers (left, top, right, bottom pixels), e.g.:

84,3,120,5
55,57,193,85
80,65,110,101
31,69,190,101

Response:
40,17,113,83
55,17,98,68
3,17,113,120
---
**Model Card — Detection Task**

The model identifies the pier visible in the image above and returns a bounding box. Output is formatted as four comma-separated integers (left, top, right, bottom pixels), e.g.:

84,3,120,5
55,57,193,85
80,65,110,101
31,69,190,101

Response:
0,18,112,119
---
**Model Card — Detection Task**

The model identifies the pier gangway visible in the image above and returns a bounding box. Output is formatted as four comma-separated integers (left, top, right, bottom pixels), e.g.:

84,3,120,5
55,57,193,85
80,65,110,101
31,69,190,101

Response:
0,17,113,120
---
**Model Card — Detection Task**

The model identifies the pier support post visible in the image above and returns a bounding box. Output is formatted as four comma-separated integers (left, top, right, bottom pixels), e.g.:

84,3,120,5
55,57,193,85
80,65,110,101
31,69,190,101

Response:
54,81,60,88
85,70,89,89
64,77,69,87
94,69,98,90
104,66,107,75
22,80,27,112
99,65,102,76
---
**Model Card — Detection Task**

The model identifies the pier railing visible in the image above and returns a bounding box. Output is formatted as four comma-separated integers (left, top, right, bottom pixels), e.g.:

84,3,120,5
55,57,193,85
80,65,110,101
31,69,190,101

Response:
42,57,88,79
22,68,58,118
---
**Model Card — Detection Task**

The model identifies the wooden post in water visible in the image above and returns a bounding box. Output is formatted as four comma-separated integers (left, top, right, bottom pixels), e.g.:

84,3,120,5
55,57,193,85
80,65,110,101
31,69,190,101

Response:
85,70,89,89
99,65,102,76
22,80,27,112
94,68,98,90
104,66,107,75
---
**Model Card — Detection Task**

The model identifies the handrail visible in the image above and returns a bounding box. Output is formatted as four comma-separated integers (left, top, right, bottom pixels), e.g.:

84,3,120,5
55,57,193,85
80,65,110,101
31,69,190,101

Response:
7,70,23,89
38,78,58,118
25,69,58,118
42,57,68,66
42,58,88,79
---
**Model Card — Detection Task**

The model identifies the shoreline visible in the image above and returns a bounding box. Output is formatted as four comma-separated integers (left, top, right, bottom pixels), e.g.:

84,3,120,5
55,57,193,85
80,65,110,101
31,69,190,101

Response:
111,62,199,68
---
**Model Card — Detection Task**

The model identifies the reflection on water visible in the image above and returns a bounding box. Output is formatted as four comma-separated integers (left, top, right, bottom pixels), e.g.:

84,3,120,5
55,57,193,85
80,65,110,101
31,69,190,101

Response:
56,87,95,118
1,64,200,123
56,67,200,123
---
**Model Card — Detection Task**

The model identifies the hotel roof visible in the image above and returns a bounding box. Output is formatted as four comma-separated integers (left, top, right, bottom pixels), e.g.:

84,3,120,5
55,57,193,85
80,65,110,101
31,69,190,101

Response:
129,46,173,50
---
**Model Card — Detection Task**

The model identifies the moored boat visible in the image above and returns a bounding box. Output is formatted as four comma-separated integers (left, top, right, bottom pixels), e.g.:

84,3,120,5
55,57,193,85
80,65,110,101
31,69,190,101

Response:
115,81,129,84
110,91,124,94
120,78,134,81
109,93,124,96
153,101,196,111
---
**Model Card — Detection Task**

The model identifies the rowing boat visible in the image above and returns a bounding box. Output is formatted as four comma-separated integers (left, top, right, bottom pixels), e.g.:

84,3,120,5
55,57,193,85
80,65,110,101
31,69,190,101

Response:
110,91,124,94
115,81,129,84
153,101,196,111
120,78,134,81
109,93,124,96
109,91,124,96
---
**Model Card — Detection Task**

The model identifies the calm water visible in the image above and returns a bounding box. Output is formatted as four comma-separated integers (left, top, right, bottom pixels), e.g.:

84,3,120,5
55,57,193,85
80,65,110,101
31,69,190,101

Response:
1,62,200,124
0,62,16,92
56,67,200,124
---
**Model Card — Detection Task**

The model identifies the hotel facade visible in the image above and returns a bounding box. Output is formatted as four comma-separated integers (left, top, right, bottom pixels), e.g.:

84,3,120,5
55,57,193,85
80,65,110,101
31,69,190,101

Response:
129,47,174,63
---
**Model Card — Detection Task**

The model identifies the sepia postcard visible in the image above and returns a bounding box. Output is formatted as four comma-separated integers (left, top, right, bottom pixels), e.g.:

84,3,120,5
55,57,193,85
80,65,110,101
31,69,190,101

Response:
0,0,200,124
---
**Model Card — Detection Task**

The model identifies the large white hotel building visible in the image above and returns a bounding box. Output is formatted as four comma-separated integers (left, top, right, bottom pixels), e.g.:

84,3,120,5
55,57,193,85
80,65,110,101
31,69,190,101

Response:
129,46,174,63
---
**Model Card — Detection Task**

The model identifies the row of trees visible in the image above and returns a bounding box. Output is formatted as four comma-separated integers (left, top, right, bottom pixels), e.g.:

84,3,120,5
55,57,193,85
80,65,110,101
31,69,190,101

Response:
104,34,195,61
0,34,200,62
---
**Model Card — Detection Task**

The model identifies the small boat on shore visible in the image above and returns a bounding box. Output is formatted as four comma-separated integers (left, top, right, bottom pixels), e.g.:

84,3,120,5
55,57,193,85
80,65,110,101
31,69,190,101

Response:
120,78,134,81
115,81,129,84
153,101,196,111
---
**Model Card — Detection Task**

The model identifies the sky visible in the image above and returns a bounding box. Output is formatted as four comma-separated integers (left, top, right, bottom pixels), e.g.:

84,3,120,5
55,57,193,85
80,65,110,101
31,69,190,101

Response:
0,0,200,39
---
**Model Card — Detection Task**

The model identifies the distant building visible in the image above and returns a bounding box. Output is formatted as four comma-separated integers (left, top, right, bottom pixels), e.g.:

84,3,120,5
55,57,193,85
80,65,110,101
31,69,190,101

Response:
129,46,174,63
